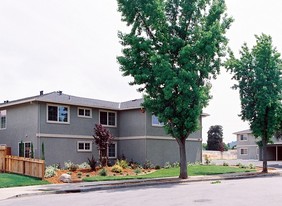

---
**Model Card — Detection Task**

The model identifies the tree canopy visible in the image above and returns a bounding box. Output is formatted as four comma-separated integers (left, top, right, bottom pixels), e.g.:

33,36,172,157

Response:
207,125,224,151
226,34,282,172
117,0,232,178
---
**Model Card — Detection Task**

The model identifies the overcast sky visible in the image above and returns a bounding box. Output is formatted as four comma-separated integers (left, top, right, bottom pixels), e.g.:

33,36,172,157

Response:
1,0,281,143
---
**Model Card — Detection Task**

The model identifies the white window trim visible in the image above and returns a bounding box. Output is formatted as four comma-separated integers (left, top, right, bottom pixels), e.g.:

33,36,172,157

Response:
46,104,70,124
108,142,117,159
18,141,31,158
77,141,92,152
0,110,7,130
77,107,92,118
240,148,248,155
99,110,117,127
239,135,248,141
152,115,164,127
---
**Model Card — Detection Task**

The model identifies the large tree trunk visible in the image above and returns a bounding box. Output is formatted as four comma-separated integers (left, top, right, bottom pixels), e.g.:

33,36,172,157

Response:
262,137,268,173
176,137,188,179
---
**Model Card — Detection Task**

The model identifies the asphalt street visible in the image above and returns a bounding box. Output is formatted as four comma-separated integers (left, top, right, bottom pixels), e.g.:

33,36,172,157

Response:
1,175,282,206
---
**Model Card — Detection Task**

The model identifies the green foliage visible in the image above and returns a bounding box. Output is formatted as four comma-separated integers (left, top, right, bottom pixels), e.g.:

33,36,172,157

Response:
111,165,123,173
155,165,161,170
204,155,211,165
134,168,142,175
226,34,282,172
116,159,128,169
143,160,154,169
117,0,233,179
99,168,108,176
78,162,91,169
223,162,229,166
164,162,172,169
30,142,34,158
41,142,45,160
19,141,24,157
87,155,97,171
64,161,78,172
202,143,207,150
44,164,59,178
207,125,224,151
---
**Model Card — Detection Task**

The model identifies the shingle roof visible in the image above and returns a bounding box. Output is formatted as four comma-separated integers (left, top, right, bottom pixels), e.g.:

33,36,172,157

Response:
0,91,142,110
233,129,252,135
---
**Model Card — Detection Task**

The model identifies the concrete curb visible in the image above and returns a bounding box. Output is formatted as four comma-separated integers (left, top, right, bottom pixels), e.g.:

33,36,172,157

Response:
5,171,280,200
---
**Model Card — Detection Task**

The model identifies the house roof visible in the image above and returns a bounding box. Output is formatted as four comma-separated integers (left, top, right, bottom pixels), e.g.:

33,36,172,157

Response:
0,91,210,115
233,129,252,135
0,91,142,110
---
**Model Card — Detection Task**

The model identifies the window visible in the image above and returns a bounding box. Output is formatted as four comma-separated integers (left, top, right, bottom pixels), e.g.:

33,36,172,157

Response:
0,110,7,129
108,142,117,158
152,115,164,126
18,142,31,158
240,148,248,155
77,141,92,152
240,135,248,141
78,107,92,118
99,110,116,127
47,104,69,123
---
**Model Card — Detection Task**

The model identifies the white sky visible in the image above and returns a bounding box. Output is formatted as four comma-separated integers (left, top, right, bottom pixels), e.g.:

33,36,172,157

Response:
0,0,281,143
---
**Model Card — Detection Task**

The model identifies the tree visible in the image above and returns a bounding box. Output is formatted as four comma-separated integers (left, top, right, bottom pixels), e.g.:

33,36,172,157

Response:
226,34,282,173
117,0,233,178
93,124,114,167
207,125,224,151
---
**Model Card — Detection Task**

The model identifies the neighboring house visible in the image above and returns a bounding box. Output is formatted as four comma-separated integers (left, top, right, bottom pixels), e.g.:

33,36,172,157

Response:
0,91,205,166
234,129,259,160
234,129,282,161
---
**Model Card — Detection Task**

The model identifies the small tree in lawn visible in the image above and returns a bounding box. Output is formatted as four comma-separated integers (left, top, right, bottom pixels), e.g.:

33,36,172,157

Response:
117,0,233,179
93,124,114,167
226,34,282,173
207,125,224,151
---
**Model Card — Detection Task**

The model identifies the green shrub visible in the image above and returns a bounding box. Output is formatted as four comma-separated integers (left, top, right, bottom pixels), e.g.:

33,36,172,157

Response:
143,160,154,169
223,162,229,166
67,172,72,175
204,155,211,165
44,164,59,178
86,173,90,177
172,161,180,168
116,159,128,169
249,164,256,169
134,168,142,175
164,162,172,169
77,172,82,178
78,162,90,169
111,165,123,173
155,165,161,170
87,156,97,171
64,161,78,171
99,168,108,176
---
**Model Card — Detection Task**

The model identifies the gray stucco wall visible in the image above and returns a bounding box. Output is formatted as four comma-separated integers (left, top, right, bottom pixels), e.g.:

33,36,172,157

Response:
0,103,39,157
118,137,202,166
118,109,146,137
39,102,119,136
41,137,99,166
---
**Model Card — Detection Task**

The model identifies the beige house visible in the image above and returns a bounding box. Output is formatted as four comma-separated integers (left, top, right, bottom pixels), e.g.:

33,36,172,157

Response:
234,129,259,160
234,129,282,161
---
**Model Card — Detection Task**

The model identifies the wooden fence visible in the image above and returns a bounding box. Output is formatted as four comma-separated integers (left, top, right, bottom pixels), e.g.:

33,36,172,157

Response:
0,146,45,179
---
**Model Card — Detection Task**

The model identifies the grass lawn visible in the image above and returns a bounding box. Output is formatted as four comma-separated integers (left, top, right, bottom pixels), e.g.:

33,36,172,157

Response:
0,173,49,188
83,165,255,182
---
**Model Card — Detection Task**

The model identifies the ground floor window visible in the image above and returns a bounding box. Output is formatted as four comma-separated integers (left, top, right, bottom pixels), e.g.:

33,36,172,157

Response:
240,148,248,155
18,142,31,158
77,141,92,152
108,142,117,158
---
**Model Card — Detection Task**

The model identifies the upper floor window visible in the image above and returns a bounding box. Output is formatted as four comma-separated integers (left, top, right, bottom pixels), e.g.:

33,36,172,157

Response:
78,107,92,118
240,135,248,141
99,110,116,127
47,104,70,123
0,110,7,130
152,115,164,127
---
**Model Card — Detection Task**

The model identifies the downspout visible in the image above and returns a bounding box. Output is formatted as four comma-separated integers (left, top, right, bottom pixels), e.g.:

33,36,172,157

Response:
37,102,41,160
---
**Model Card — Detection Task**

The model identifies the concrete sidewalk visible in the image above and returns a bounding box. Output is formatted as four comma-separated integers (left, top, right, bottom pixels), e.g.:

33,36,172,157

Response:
0,171,280,201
